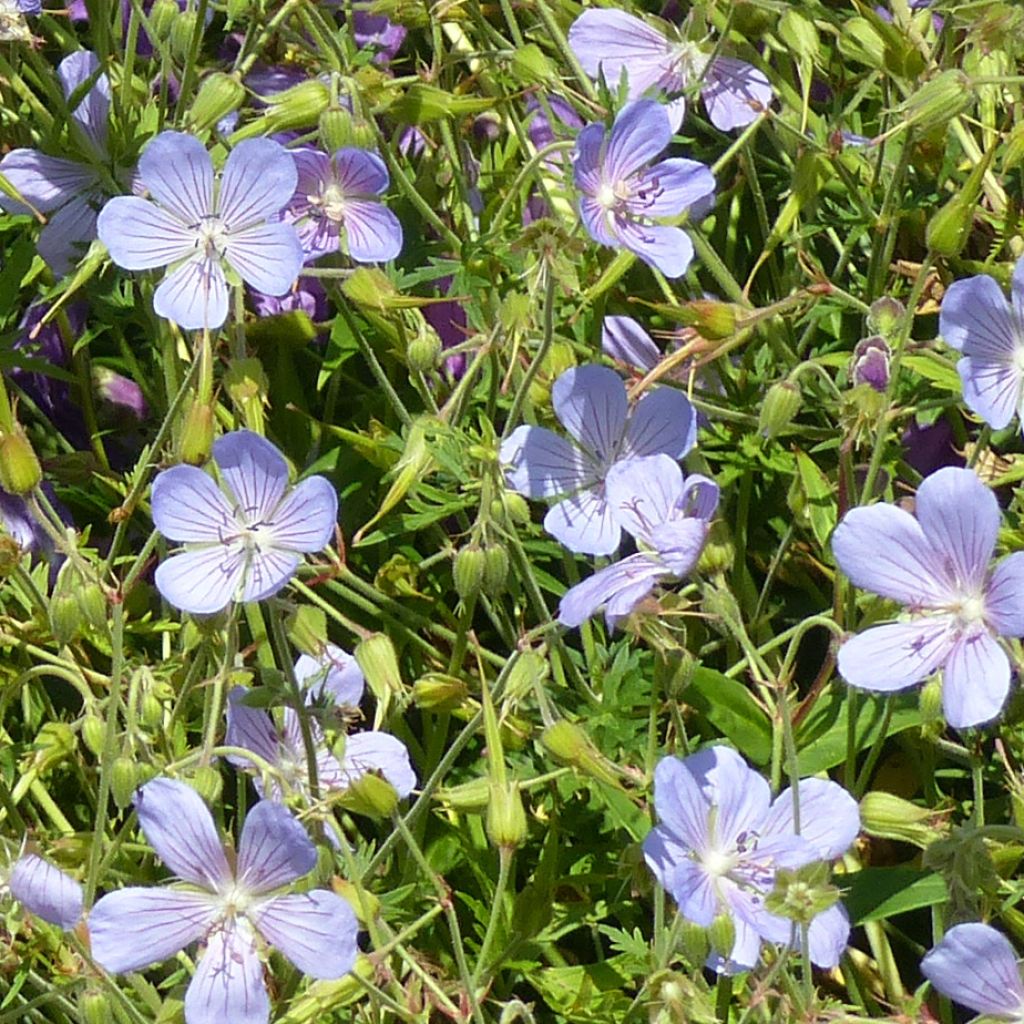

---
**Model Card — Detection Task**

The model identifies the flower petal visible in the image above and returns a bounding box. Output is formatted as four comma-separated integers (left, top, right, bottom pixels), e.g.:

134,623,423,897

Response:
652,751,712,850
616,219,694,278
154,545,247,615
557,553,664,627
266,475,338,552
97,196,196,270
763,778,860,861
623,387,697,461
224,222,304,296
225,686,281,770
922,923,1024,1017
89,888,219,973
941,626,1011,729
940,273,1021,357
10,854,83,929
643,830,718,925
986,551,1024,636
341,199,403,262
499,425,592,498
59,50,110,157
154,257,230,330
837,618,957,692
702,57,772,131
806,903,850,969
569,10,676,98
0,149,96,214
250,891,359,978
603,100,672,185
333,147,389,196
236,800,316,895
38,195,97,276
185,922,269,1024
544,488,620,556
691,745,770,849
212,431,289,522
295,643,364,706
602,315,660,370
139,131,213,225
913,467,998,594
218,138,297,228
649,518,708,577
831,502,952,605
606,454,684,544
551,365,628,461
134,777,231,889
630,158,715,218
240,549,302,603
957,354,1022,430
341,732,417,797
151,464,236,543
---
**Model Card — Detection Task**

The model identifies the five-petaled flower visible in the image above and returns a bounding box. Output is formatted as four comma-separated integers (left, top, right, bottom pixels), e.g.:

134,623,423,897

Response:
151,430,337,615
832,466,1024,728
573,100,715,278
89,778,359,1024
97,131,305,329
501,364,697,555
558,453,718,628
922,923,1024,1022
285,147,403,264
939,255,1024,433
569,10,773,133
643,745,859,974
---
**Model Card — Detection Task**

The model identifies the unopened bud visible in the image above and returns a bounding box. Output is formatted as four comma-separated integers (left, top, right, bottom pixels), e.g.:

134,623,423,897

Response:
337,772,399,818
190,764,223,805
140,692,164,729
926,193,974,257
0,427,42,494
696,520,734,576
681,299,737,340
319,107,354,153
412,672,468,711
867,296,905,338
861,791,942,848
707,913,736,958
188,72,246,132
504,649,547,702
678,920,710,966
758,380,801,439
78,990,110,1024
902,70,972,132
286,605,327,658
492,491,530,526
481,542,509,596
81,714,105,757
919,676,943,726
354,633,402,721
436,776,490,812
486,780,527,849
110,756,139,810
541,720,620,786
406,326,442,373
453,544,486,600
77,580,107,631
169,10,200,60
851,336,890,392
148,0,178,42
49,591,81,645
177,400,214,465
264,80,331,132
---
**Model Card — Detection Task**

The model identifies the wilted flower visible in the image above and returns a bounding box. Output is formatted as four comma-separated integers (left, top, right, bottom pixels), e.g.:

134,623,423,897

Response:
9,852,83,929
921,923,1024,1021
644,745,859,973
939,256,1024,432
151,430,337,615
0,51,112,273
569,10,772,132
833,466,1024,728
501,364,697,555
295,642,365,705
559,454,718,627
89,778,358,1024
97,132,304,329
573,101,715,277
285,148,403,263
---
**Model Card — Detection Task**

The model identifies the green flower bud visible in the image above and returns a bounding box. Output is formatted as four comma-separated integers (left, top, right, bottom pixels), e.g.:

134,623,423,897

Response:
411,672,468,711
264,80,331,133
110,755,139,810
49,591,82,646
765,863,838,924
188,72,245,132
80,714,105,757
0,426,42,495
453,544,486,600
436,776,490,812
540,720,621,787
78,990,111,1024
225,0,251,21
190,764,223,805
77,580,107,631
860,791,942,848
354,633,403,721
177,400,214,465
337,772,399,818
492,491,530,526
901,70,972,133
707,913,736,958
481,542,509,596
406,326,442,373
926,193,974,258
140,692,164,730
919,676,943,726
486,780,527,849
696,520,734,576
758,380,801,439
148,0,178,42
678,920,710,967
286,605,327,658
867,296,905,338
319,107,355,153
169,10,200,60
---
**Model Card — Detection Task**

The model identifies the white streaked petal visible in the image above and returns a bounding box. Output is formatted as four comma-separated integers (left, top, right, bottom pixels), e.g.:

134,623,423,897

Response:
266,475,337,552
97,196,195,270
138,131,214,225
236,801,316,895
153,257,230,330
212,431,289,524
250,891,358,978
218,138,297,228
184,921,269,1024
154,544,247,615
151,464,236,543
241,548,301,603
224,222,304,296
551,365,628,461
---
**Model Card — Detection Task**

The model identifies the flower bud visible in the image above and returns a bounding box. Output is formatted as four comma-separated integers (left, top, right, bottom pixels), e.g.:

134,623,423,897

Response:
406,325,442,373
902,70,972,133
188,72,246,133
110,755,139,810
177,400,214,465
190,764,223,805
436,776,490,812
453,544,486,600
486,780,527,849
225,0,251,20
860,791,942,848
80,714,105,757
481,542,509,596
707,913,736,958
851,335,891,392
78,990,110,1024
918,676,943,726
140,692,164,729
678,920,710,966
286,605,327,658
224,358,269,432
412,672,468,711
867,296,905,338
354,633,402,721
696,520,734,576
49,591,82,646
540,720,621,787
169,10,200,60
337,772,399,818
492,491,530,526
264,80,331,132
148,0,178,41
0,426,42,495
319,107,355,153
758,380,801,439
926,192,974,257
680,299,737,340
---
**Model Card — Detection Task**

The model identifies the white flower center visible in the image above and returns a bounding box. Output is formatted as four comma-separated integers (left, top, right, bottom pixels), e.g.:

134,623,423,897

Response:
217,882,251,920
1013,342,1024,375
953,593,986,625
195,215,229,258
670,40,711,83
317,183,348,223
596,182,618,210
701,847,737,878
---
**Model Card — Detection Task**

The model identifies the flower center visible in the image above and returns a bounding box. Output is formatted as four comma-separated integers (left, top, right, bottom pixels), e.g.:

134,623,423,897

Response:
953,592,986,625
596,182,618,210
195,215,229,258
318,182,348,223
701,847,738,879
218,882,251,920
671,40,711,83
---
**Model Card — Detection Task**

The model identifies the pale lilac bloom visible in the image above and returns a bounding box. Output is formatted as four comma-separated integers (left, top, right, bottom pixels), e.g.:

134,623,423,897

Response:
9,853,83,929
97,132,304,329
89,779,358,1024
285,148,403,263
558,454,717,628
833,466,1024,728
573,101,715,278
602,315,660,371
501,364,697,555
294,642,365,707
569,10,772,132
643,745,859,974
0,51,111,274
151,430,337,615
939,256,1024,432
922,923,1024,1021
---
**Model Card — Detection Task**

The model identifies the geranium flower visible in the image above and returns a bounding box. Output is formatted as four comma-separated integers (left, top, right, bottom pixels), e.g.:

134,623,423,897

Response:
832,466,1024,728
569,10,772,132
921,923,1024,1021
939,256,1024,431
97,132,304,329
9,852,83,929
643,745,859,974
89,778,358,1024
559,454,717,627
573,101,714,277
500,365,697,555
0,51,112,273
151,430,337,615
602,315,660,371
284,148,403,263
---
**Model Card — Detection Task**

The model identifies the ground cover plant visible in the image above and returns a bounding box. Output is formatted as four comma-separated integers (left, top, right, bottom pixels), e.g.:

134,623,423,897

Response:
3,0,1024,1021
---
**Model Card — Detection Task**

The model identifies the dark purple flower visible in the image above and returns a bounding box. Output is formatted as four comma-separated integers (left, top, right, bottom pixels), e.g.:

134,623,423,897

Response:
423,281,469,378
250,277,330,321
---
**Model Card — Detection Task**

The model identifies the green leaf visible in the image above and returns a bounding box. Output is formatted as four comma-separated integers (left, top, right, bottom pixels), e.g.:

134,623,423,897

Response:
685,667,773,766
793,450,837,549
844,867,947,923
903,353,962,394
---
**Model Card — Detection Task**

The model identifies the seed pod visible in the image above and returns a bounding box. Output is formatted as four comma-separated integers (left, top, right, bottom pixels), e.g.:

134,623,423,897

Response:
81,715,105,757
481,542,509,596
453,544,486,600
0,426,42,495
110,756,138,810
190,764,223,805
758,380,801,439
860,791,940,848
188,72,246,133
412,673,468,711
486,780,527,849
902,70,972,133
169,10,200,60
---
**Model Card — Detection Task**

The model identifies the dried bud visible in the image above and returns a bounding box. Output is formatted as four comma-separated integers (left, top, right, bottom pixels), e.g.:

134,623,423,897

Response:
177,400,214,465
110,756,139,810
707,913,736,958
486,780,527,849
189,72,246,132
453,544,486,600
0,426,42,495
758,380,801,439
412,672,468,711
851,335,891,392
481,542,509,596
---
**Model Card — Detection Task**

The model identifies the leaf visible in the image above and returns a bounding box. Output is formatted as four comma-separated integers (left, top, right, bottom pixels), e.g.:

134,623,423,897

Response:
793,450,837,549
843,867,947,923
903,353,962,394
685,667,773,766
